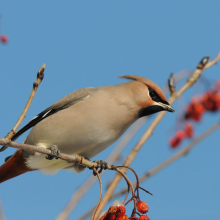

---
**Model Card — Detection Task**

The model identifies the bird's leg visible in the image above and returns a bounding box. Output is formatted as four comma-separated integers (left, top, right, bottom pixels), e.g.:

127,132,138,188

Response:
86,157,108,175
46,145,60,160
95,160,108,174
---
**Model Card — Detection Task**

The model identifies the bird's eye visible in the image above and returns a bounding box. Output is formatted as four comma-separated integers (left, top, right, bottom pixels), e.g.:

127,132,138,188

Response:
150,91,157,99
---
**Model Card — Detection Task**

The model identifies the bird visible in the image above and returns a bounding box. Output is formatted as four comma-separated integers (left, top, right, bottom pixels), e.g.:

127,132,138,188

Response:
0,75,174,183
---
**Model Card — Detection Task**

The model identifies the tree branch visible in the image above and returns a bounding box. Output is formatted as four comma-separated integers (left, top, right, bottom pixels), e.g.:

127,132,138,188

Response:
94,52,220,219
91,169,102,220
0,139,107,170
111,119,220,199
0,64,45,152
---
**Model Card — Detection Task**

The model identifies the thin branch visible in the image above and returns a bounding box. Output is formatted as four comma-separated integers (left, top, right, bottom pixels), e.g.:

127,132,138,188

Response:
112,167,135,204
94,52,220,218
0,64,45,152
111,120,220,199
111,167,136,217
0,139,107,170
91,169,102,220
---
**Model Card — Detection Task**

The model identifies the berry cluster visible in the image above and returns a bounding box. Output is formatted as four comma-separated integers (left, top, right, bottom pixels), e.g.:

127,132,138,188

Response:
169,80,220,148
99,200,150,220
185,81,220,121
169,122,194,148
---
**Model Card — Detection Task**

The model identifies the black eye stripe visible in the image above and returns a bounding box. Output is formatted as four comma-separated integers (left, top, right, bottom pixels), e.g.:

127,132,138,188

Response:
148,86,169,105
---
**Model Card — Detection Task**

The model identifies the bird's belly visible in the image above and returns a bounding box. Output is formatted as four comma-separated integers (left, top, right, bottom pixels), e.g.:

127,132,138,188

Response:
55,125,119,157
25,125,122,175
26,120,120,156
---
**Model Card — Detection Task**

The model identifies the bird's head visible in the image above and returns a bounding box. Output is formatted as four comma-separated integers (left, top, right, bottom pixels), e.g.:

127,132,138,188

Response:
119,75,175,117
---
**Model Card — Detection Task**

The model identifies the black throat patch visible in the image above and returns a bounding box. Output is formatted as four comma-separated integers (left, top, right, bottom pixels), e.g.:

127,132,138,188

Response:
138,105,164,117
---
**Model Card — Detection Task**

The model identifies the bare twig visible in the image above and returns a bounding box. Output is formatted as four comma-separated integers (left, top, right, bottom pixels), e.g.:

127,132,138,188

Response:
94,52,220,218
111,166,137,218
91,169,102,220
0,64,45,152
0,139,109,170
111,120,220,198
113,168,132,205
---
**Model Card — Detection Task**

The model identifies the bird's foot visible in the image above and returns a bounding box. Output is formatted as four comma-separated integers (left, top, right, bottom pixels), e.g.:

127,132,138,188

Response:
95,159,108,174
87,158,108,176
46,145,60,160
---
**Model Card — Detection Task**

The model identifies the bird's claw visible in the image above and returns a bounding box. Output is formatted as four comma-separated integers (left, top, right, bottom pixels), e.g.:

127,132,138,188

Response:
46,145,60,160
90,159,108,176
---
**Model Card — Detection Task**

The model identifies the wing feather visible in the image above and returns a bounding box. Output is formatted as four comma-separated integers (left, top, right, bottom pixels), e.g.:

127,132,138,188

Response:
11,87,98,141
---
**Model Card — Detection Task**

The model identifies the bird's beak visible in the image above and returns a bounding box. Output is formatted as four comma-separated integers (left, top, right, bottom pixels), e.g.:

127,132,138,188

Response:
158,102,175,112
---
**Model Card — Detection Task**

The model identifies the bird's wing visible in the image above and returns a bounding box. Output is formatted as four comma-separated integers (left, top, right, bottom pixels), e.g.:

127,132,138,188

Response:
12,87,99,141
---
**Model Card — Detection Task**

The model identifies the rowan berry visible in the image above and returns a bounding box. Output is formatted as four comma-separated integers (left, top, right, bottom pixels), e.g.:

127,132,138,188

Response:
117,215,129,220
169,136,182,148
0,35,8,43
116,205,126,217
184,123,194,138
107,206,117,215
139,215,150,220
176,130,186,139
107,214,116,220
136,201,149,214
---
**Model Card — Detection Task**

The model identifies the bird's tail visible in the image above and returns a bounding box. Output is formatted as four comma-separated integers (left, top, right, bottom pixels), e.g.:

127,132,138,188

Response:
0,149,34,183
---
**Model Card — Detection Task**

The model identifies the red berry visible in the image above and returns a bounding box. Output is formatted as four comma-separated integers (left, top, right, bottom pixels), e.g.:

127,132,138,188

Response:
117,215,129,220
202,90,220,112
139,215,150,220
184,104,194,120
176,130,186,139
136,201,149,214
107,214,116,220
0,35,8,43
184,123,194,138
185,98,205,121
107,206,117,215
116,205,126,217
169,136,182,148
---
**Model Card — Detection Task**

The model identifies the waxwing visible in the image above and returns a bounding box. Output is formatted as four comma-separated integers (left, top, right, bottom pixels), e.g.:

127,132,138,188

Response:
0,75,174,183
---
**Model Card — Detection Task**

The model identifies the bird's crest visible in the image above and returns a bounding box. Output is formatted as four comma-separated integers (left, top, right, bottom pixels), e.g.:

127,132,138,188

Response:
119,75,167,102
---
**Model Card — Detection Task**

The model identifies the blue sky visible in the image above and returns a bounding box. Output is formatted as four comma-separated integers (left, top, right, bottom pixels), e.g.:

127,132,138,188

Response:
0,1,220,220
